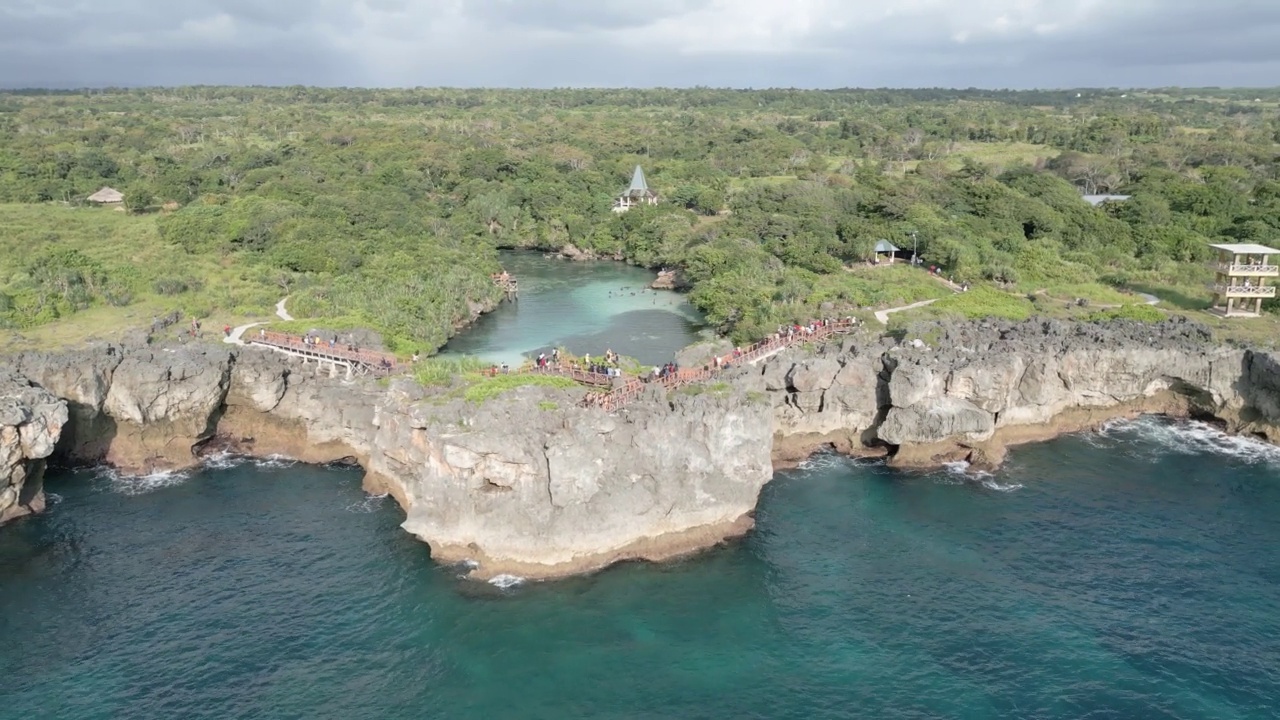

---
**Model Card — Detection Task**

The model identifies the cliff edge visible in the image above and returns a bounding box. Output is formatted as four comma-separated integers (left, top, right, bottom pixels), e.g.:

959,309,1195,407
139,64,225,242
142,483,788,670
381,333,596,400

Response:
0,370,67,523
4,317,1280,580
757,317,1280,469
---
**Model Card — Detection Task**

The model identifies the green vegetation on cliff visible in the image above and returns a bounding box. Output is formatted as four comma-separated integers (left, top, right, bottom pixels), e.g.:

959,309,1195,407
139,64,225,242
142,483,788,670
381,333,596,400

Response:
2,87,1279,348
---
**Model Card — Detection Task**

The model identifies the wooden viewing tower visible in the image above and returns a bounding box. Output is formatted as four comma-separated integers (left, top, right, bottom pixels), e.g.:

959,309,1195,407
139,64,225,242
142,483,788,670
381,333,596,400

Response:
612,165,658,213
1208,243,1280,317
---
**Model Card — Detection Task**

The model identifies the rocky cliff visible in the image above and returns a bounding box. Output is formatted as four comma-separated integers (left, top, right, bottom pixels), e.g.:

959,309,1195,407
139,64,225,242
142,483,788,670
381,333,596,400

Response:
5,316,1280,580
3,345,774,580
0,370,67,523
754,317,1280,469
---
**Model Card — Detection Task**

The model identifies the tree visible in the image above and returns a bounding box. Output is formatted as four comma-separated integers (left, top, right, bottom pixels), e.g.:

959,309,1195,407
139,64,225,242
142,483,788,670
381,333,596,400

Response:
124,185,154,214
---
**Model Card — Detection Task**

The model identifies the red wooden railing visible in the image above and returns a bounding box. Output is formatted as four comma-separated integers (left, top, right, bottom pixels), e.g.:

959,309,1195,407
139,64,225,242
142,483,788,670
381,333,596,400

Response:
249,316,856,402
577,317,860,411
249,330,402,374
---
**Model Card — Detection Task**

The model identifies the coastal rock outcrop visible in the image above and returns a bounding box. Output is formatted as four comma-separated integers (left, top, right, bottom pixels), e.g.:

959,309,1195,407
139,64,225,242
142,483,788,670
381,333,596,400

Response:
11,344,230,472
10,343,773,579
0,370,67,523
377,387,773,578
6,315,1280,578
760,318,1273,469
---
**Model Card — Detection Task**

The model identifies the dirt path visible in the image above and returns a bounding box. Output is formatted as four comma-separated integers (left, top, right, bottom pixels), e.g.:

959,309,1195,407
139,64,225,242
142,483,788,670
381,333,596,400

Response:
276,297,294,321
223,321,266,346
874,299,939,325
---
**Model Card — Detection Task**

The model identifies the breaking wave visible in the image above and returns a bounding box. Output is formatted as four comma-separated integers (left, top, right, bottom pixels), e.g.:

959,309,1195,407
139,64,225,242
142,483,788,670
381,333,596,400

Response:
254,454,298,469
980,478,1025,493
201,451,246,470
95,467,190,496
795,453,848,472
1100,417,1280,466
488,574,525,589
345,493,390,513
200,452,298,471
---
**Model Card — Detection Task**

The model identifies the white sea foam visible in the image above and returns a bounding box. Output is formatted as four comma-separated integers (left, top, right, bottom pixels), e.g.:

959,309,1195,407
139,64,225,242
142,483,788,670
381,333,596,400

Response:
796,453,847,472
201,451,246,470
488,574,525,589
345,493,390,513
44,492,63,506
254,454,298,469
96,467,190,496
941,460,994,480
1105,417,1280,465
931,460,1022,490
980,479,1025,493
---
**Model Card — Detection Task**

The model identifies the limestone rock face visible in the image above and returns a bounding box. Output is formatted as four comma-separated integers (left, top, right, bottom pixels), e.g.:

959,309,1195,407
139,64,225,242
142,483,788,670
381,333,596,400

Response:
215,356,775,579
761,317,1278,467
100,346,232,471
227,347,288,413
1239,350,1280,442
760,346,882,461
370,387,773,579
10,345,122,463
0,370,67,524
7,315,1280,580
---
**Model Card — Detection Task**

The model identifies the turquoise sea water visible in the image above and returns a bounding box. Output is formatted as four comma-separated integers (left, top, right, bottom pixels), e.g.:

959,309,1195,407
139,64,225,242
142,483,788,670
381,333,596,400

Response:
440,251,706,367
1,417,1279,719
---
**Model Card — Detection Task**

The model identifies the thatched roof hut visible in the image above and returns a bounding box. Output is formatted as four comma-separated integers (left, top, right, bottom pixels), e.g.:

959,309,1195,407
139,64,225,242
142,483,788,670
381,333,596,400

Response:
87,187,124,204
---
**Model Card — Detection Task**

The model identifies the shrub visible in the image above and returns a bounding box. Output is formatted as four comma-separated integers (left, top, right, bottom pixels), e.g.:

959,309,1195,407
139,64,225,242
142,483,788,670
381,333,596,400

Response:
931,285,1034,321
1088,304,1165,323
153,277,190,295
413,356,489,386
462,374,578,404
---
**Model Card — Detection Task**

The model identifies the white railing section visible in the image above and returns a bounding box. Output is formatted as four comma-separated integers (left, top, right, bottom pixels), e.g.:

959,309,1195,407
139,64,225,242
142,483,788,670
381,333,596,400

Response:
1213,284,1277,297
1216,263,1280,275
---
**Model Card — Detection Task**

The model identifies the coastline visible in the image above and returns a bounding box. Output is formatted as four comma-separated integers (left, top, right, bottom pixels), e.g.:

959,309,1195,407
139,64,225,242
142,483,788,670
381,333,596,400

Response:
4,316,1280,581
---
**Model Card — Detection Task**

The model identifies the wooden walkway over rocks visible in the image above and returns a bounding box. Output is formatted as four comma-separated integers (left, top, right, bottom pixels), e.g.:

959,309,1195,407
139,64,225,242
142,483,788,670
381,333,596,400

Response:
239,315,857,410
562,318,859,412
248,330,402,380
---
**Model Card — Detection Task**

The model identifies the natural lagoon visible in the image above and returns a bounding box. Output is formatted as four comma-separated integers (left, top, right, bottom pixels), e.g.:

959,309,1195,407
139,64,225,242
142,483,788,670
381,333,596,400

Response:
440,251,707,367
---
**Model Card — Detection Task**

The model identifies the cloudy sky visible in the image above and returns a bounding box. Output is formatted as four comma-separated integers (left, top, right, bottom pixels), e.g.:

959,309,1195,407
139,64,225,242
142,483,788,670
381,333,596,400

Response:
2,0,1278,89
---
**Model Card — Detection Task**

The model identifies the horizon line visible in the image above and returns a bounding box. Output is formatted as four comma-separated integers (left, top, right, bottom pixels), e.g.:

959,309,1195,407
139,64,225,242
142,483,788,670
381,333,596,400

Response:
2,84,1279,93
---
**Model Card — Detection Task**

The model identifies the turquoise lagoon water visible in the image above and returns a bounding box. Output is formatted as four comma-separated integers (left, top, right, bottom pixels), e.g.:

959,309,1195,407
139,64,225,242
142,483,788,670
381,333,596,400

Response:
440,251,706,367
1,417,1279,719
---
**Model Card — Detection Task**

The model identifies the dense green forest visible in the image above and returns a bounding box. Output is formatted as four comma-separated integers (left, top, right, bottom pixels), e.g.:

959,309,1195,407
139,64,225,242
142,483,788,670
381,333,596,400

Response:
2,86,1279,349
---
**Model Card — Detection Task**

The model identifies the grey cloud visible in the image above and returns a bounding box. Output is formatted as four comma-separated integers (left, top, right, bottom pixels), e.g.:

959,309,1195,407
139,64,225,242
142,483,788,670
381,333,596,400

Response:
1,0,1278,88
460,0,712,32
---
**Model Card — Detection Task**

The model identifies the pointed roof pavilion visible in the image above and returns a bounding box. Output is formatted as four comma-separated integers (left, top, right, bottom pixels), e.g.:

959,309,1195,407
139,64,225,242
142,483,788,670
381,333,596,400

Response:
627,165,649,196
613,165,658,213
622,165,656,199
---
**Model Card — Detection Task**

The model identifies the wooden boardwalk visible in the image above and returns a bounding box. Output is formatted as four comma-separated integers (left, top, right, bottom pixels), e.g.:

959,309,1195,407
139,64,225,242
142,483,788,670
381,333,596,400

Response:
491,272,518,296
577,318,859,412
248,330,402,379
240,316,857,405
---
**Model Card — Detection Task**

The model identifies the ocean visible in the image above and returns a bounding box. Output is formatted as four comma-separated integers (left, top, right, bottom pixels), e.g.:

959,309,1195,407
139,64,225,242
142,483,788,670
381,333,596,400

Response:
1,417,1277,719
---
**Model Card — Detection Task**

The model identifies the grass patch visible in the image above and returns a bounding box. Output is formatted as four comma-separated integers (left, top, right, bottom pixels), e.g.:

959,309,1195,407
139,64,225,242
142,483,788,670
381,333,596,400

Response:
462,374,578,404
1127,282,1213,312
678,381,732,397
829,265,952,307
413,356,490,387
0,203,281,347
1088,304,1166,323
927,285,1034,321
1022,282,1135,306
538,401,559,411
